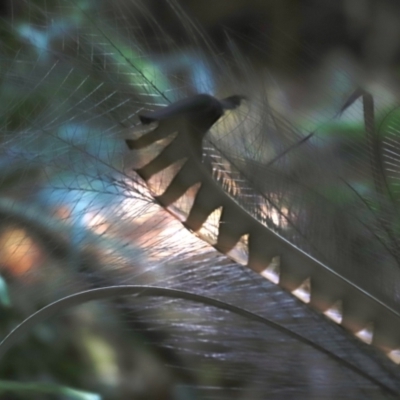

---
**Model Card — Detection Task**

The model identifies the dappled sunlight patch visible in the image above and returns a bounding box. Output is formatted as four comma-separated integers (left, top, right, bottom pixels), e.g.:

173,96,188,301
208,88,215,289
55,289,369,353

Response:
196,206,222,246
324,301,343,324
260,256,280,284
259,201,289,229
170,182,202,222
0,228,43,277
355,323,374,345
52,205,73,222
83,211,110,235
147,158,187,197
226,234,249,266
388,349,400,364
291,278,311,304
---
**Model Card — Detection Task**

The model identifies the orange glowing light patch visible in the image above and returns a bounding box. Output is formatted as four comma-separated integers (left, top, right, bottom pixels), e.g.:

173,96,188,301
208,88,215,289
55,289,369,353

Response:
0,228,42,276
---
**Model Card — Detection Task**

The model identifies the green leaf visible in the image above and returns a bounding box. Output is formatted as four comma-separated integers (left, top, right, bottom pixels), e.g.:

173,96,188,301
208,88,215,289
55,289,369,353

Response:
0,380,101,400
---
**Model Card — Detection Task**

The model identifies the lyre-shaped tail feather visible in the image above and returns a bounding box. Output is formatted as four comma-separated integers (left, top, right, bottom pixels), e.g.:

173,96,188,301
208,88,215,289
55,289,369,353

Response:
126,93,400,358
5,0,400,397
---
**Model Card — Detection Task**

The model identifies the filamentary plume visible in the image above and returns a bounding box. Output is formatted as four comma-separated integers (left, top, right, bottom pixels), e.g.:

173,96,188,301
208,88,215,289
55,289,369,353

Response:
2,1,400,399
